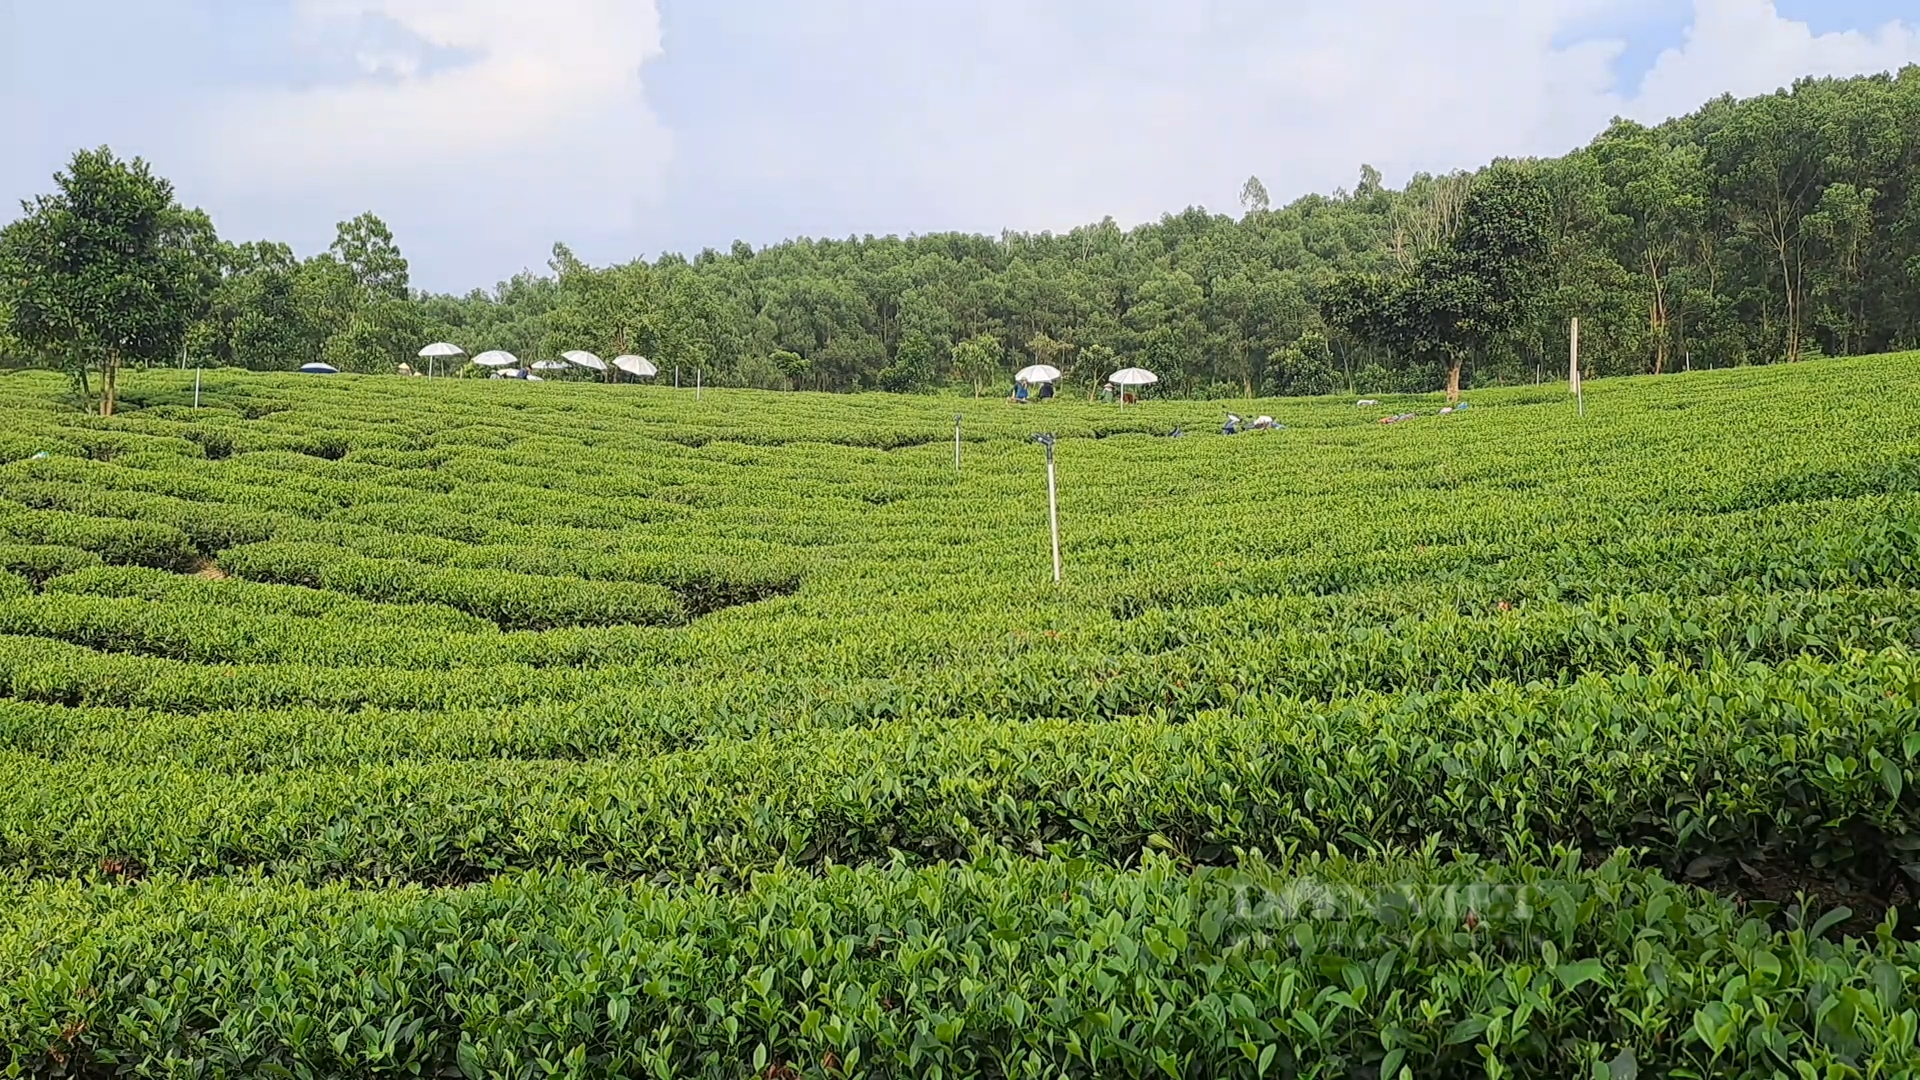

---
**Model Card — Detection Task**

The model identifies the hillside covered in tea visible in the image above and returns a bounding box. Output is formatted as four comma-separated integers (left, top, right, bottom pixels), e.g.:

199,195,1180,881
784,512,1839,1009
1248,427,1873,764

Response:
2,356,1920,1077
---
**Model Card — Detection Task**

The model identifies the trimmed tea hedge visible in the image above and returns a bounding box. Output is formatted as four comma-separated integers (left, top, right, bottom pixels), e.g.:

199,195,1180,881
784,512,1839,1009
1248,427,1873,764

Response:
2,853,1914,1079
0,356,1918,1071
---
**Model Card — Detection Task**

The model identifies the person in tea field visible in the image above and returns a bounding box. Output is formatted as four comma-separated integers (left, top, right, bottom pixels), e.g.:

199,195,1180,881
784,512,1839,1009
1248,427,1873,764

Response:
1037,381,1055,401
1223,413,1242,435
1100,382,1115,403
1011,381,1029,404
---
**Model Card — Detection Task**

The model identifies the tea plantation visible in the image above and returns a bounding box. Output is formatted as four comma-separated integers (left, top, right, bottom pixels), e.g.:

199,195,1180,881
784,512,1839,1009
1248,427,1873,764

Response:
3,356,1920,1077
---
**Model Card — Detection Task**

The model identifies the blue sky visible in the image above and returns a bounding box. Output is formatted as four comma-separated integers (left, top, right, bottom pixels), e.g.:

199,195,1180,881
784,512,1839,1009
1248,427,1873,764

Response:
4,0,1918,293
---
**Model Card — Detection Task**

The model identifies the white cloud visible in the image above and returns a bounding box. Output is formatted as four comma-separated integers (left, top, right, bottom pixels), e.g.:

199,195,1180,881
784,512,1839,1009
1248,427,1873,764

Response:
735,0,1920,238
173,0,1920,287
196,0,669,236
1629,0,1920,121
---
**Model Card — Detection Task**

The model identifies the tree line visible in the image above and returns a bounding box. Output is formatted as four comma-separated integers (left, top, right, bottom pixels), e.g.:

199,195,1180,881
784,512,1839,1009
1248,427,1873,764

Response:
5,66,1920,413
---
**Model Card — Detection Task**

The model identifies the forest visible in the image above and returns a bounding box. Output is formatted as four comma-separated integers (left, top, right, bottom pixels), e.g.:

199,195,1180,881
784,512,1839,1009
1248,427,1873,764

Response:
6,65,1920,399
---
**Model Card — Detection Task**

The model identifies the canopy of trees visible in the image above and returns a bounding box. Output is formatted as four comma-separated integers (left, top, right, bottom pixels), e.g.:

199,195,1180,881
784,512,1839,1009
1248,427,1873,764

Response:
6,67,1920,397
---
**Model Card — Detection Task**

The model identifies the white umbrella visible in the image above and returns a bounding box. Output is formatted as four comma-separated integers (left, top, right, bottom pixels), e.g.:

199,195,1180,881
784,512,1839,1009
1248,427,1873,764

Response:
531,360,572,372
1015,364,1062,384
417,342,463,378
473,350,519,368
1108,367,1157,406
612,354,658,378
561,350,607,372
298,362,338,374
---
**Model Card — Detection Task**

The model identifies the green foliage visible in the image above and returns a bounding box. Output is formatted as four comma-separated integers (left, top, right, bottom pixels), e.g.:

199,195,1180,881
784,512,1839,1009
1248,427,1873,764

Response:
328,211,410,301
0,503,197,572
950,332,1003,396
0,338,1919,1073
0,652,1915,886
1325,165,1552,399
4,853,1917,1079
219,543,684,631
0,147,218,414
387,65,1920,393
16,70,1920,394
0,544,101,585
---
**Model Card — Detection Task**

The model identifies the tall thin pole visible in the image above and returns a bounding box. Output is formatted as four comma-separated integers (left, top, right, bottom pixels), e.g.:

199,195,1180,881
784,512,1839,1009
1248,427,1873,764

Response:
1034,434,1062,585
193,368,201,409
1571,317,1583,419
1047,448,1061,584
954,415,962,471
696,369,702,401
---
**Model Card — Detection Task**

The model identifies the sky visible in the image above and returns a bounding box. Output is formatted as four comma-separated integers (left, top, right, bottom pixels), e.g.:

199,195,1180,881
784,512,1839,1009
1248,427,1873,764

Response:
3,0,1919,293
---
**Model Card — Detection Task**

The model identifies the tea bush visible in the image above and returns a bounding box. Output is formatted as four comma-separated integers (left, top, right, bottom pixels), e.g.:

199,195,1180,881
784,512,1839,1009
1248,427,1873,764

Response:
2,355,1920,1075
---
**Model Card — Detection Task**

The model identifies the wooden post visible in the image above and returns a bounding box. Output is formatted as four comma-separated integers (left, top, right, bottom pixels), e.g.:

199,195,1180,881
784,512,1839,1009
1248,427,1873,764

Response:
193,368,201,409
954,415,962,471
696,369,702,401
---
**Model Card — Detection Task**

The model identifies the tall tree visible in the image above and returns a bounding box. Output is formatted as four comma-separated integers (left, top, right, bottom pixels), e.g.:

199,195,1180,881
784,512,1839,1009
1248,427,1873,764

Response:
329,212,411,301
1239,176,1271,216
1323,165,1550,401
1703,89,1823,361
0,147,217,414
950,333,1002,397
1590,120,1708,373
24,67,1920,399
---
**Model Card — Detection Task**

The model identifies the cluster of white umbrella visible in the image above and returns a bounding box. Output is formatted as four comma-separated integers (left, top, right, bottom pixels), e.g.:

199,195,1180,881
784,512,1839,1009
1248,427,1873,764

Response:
384,344,1155,397
1013,364,1159,404
421,344,658,383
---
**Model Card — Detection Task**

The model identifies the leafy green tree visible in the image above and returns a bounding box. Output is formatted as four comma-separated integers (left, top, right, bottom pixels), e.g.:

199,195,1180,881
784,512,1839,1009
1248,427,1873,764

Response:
771,349,810,391
878,330,936,392
950,333,1002,397
1702,88,1823,361
1025,331,1073,374
1590,120,1708,373
1805,182,1878,355
323,296,423,374
330,212,411,301
208,242,312,369
1324,165,1550,401
1239,176,1271,216
0,147,217,414
42,67,1919,397
293,255,360,363
1269,328,1338,396
1076,343,1118,399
